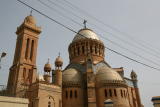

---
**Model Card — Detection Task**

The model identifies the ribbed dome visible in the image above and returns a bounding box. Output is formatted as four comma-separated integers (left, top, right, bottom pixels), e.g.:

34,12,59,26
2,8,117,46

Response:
96,66,123,83
24,15,36,24
63,68,81,83
72,28,100,42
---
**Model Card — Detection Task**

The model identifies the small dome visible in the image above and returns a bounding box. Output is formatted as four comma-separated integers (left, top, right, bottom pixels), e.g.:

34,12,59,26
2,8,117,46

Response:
72,28,100,42
130,70,137,80
55,56,63,67
44,60,52,72
104,99,113,104
96,66,123,83
63,68,81,83
24,15,36,24
36,74,45,82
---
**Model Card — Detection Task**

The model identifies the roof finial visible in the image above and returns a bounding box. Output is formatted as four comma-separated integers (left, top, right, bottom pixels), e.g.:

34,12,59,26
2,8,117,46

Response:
30,10,33,16
58,52,60,57
83,19,87,29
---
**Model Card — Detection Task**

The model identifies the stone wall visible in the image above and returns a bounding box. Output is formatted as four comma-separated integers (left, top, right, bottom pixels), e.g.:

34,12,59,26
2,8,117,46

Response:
0,96,29,107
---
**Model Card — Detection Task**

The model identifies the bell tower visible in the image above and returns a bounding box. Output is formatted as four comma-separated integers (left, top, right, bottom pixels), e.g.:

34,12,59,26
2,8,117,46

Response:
7,14,41,97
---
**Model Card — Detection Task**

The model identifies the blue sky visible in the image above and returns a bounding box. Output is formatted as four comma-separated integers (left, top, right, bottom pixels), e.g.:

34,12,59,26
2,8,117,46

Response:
0,0,160,106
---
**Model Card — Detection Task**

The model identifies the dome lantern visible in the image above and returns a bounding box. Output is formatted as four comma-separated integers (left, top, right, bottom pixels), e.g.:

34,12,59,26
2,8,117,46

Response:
55,53,63,69
44,59,52,72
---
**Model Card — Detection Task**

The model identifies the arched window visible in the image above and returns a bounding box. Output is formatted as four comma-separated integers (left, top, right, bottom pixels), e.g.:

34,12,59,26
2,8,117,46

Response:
104,89,107,97
77,46,80,55
101,47,104,56
95,46,97,54
75,90,77,98
23,68,26,79
25,38,30,59
29,69,33,83
121,89,123,97
66,91,68,99
59,100,61,107
30,40,34,60
109,89,112,97
114,89,117,97
126,91,128,97
123,90,126,98
70,90,72,98
74,47,76,56
90,46,93,53
99,46,101,55
31,101,34,107
48,101,51,107
82,46,85,54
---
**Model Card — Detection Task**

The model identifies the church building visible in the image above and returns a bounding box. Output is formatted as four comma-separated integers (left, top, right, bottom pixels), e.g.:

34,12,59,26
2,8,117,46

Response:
6,15,143,107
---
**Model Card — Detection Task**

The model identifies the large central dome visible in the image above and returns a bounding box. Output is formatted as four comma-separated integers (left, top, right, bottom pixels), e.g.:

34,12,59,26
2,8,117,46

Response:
68,28,105,63
72,28,100,42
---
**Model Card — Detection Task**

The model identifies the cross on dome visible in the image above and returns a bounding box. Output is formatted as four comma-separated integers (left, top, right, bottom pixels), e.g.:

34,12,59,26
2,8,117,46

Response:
30,10,33,16
83,19,87,28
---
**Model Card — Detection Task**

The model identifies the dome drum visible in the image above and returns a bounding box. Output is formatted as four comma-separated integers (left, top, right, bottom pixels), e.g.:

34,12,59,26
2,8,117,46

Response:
62,82,82,88
96,81,127,88
69,39,105,63
68,28,105,63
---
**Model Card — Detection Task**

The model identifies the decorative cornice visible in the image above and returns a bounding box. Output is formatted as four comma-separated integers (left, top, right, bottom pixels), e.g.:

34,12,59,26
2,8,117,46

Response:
62,81,82,88
16,22,41,35
96,80,127,88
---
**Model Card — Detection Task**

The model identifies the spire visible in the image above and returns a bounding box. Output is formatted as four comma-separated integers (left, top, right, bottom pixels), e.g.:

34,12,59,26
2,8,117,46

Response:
83,19,87,29
47,58,50,64
58,52,60,57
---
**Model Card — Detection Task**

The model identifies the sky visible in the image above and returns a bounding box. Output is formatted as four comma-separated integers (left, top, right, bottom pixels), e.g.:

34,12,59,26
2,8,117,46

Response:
0,0,160,106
